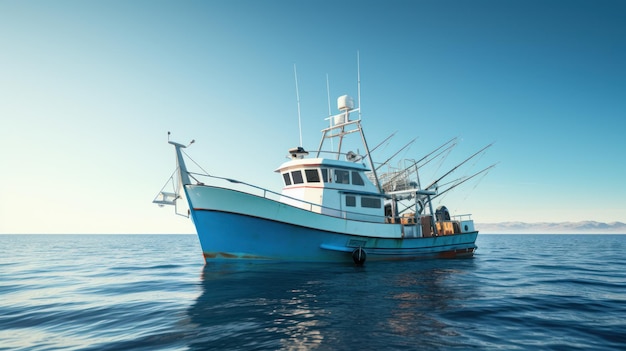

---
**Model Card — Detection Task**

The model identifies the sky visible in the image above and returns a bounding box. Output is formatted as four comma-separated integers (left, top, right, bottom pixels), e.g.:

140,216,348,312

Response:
1,0,625,234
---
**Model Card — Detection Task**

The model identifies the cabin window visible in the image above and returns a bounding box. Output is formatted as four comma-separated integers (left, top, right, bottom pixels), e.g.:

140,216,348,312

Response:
321,168,332,183
361,197,381,208
351,171,364,186
335,170,350,184
282,173,292,186
305,169,320,183
291,170,304,184
346,195,356,207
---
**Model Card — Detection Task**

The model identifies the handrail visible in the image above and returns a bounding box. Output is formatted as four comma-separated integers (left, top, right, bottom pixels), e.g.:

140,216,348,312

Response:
187,171,390,224
451,214,473,221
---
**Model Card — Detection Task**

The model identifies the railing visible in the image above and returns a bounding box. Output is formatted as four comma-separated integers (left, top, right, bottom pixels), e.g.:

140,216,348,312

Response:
187,171,391,224
451,214,473,221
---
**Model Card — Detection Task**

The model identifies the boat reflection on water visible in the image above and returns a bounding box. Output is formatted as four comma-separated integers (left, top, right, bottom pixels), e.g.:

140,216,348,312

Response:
184,259,478,350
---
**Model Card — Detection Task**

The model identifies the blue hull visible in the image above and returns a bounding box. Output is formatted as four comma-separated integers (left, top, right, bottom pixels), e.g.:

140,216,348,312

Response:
191,209,478,263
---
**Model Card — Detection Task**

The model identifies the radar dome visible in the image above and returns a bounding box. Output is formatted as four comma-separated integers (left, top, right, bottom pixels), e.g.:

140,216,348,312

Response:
337,95,354,111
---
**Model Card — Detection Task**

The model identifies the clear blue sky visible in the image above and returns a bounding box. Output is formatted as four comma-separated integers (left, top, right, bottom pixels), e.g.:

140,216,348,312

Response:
1,0,624,234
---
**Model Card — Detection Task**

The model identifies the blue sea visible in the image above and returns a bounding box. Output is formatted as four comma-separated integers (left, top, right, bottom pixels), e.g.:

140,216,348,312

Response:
1,234,625,350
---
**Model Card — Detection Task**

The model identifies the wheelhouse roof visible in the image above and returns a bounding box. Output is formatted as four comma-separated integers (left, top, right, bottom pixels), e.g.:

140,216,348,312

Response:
275,157,370,173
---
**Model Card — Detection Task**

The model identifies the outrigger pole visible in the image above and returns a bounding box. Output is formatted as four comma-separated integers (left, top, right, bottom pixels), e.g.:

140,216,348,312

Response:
374,138,417,171
431,163,497,200
357,120,383,193
425,143,493,190
360,131,397,162
380,137,458,188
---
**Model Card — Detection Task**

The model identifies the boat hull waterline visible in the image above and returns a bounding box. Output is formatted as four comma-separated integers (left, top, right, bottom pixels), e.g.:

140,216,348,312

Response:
156,91,490,264
185,184,478,263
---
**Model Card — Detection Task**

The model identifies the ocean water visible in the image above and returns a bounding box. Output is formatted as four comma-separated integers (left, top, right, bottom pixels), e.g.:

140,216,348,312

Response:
1,234,625,351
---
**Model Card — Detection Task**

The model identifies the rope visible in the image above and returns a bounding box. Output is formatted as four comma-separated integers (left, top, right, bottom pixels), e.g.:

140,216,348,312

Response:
182,149,212,177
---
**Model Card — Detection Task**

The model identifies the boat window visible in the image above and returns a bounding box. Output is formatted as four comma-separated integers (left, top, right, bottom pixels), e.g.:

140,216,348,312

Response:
282,173,292,186
346,195,356,207
361,197,381,208
321,168,332,183
291,170,304,184
351,171,364,186
305,169,320,183
335,169,350,184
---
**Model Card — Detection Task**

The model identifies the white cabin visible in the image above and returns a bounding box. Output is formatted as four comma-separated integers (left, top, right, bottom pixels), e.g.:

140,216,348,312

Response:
275,157,385,221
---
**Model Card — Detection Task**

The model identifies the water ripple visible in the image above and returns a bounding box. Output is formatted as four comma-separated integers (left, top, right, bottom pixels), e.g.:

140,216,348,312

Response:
1,234,625,350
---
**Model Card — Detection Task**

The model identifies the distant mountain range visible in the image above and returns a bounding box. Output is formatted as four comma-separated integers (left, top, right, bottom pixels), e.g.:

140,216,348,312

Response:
476,221,626,234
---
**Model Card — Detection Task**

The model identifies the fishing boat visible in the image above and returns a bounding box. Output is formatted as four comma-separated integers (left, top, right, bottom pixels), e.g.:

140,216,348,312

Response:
155,94,493,264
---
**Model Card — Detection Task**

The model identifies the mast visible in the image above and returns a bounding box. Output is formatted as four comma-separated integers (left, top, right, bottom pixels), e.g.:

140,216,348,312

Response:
357,120,383,193
315,100,383,193
357,50,362,120
294,64,303,147
326,74,333,152
169,141,192,186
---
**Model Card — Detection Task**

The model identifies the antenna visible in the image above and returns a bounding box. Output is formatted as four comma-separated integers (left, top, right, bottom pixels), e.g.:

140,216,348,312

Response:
294,64,303,147
326,73,333,151
357,50,362,120
326,74,332,117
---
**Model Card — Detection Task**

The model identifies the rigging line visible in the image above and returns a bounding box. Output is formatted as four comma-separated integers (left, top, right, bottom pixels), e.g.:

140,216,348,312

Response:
414,145,455,188
462,170,489,202
425,143,493,190
415,138,458,169
427,163,497,203
188,173,202,184
467,142,491,172
182,149,212,177
462,162,498,202
438,176,466,188
153,168,179,200
456,157,489,199
382,138,458,186
374,138,417,171
428,145,454,183
361,131,397,161
394,137,457,174
438,145,490,197
395,202,414,216
436,190,450,206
